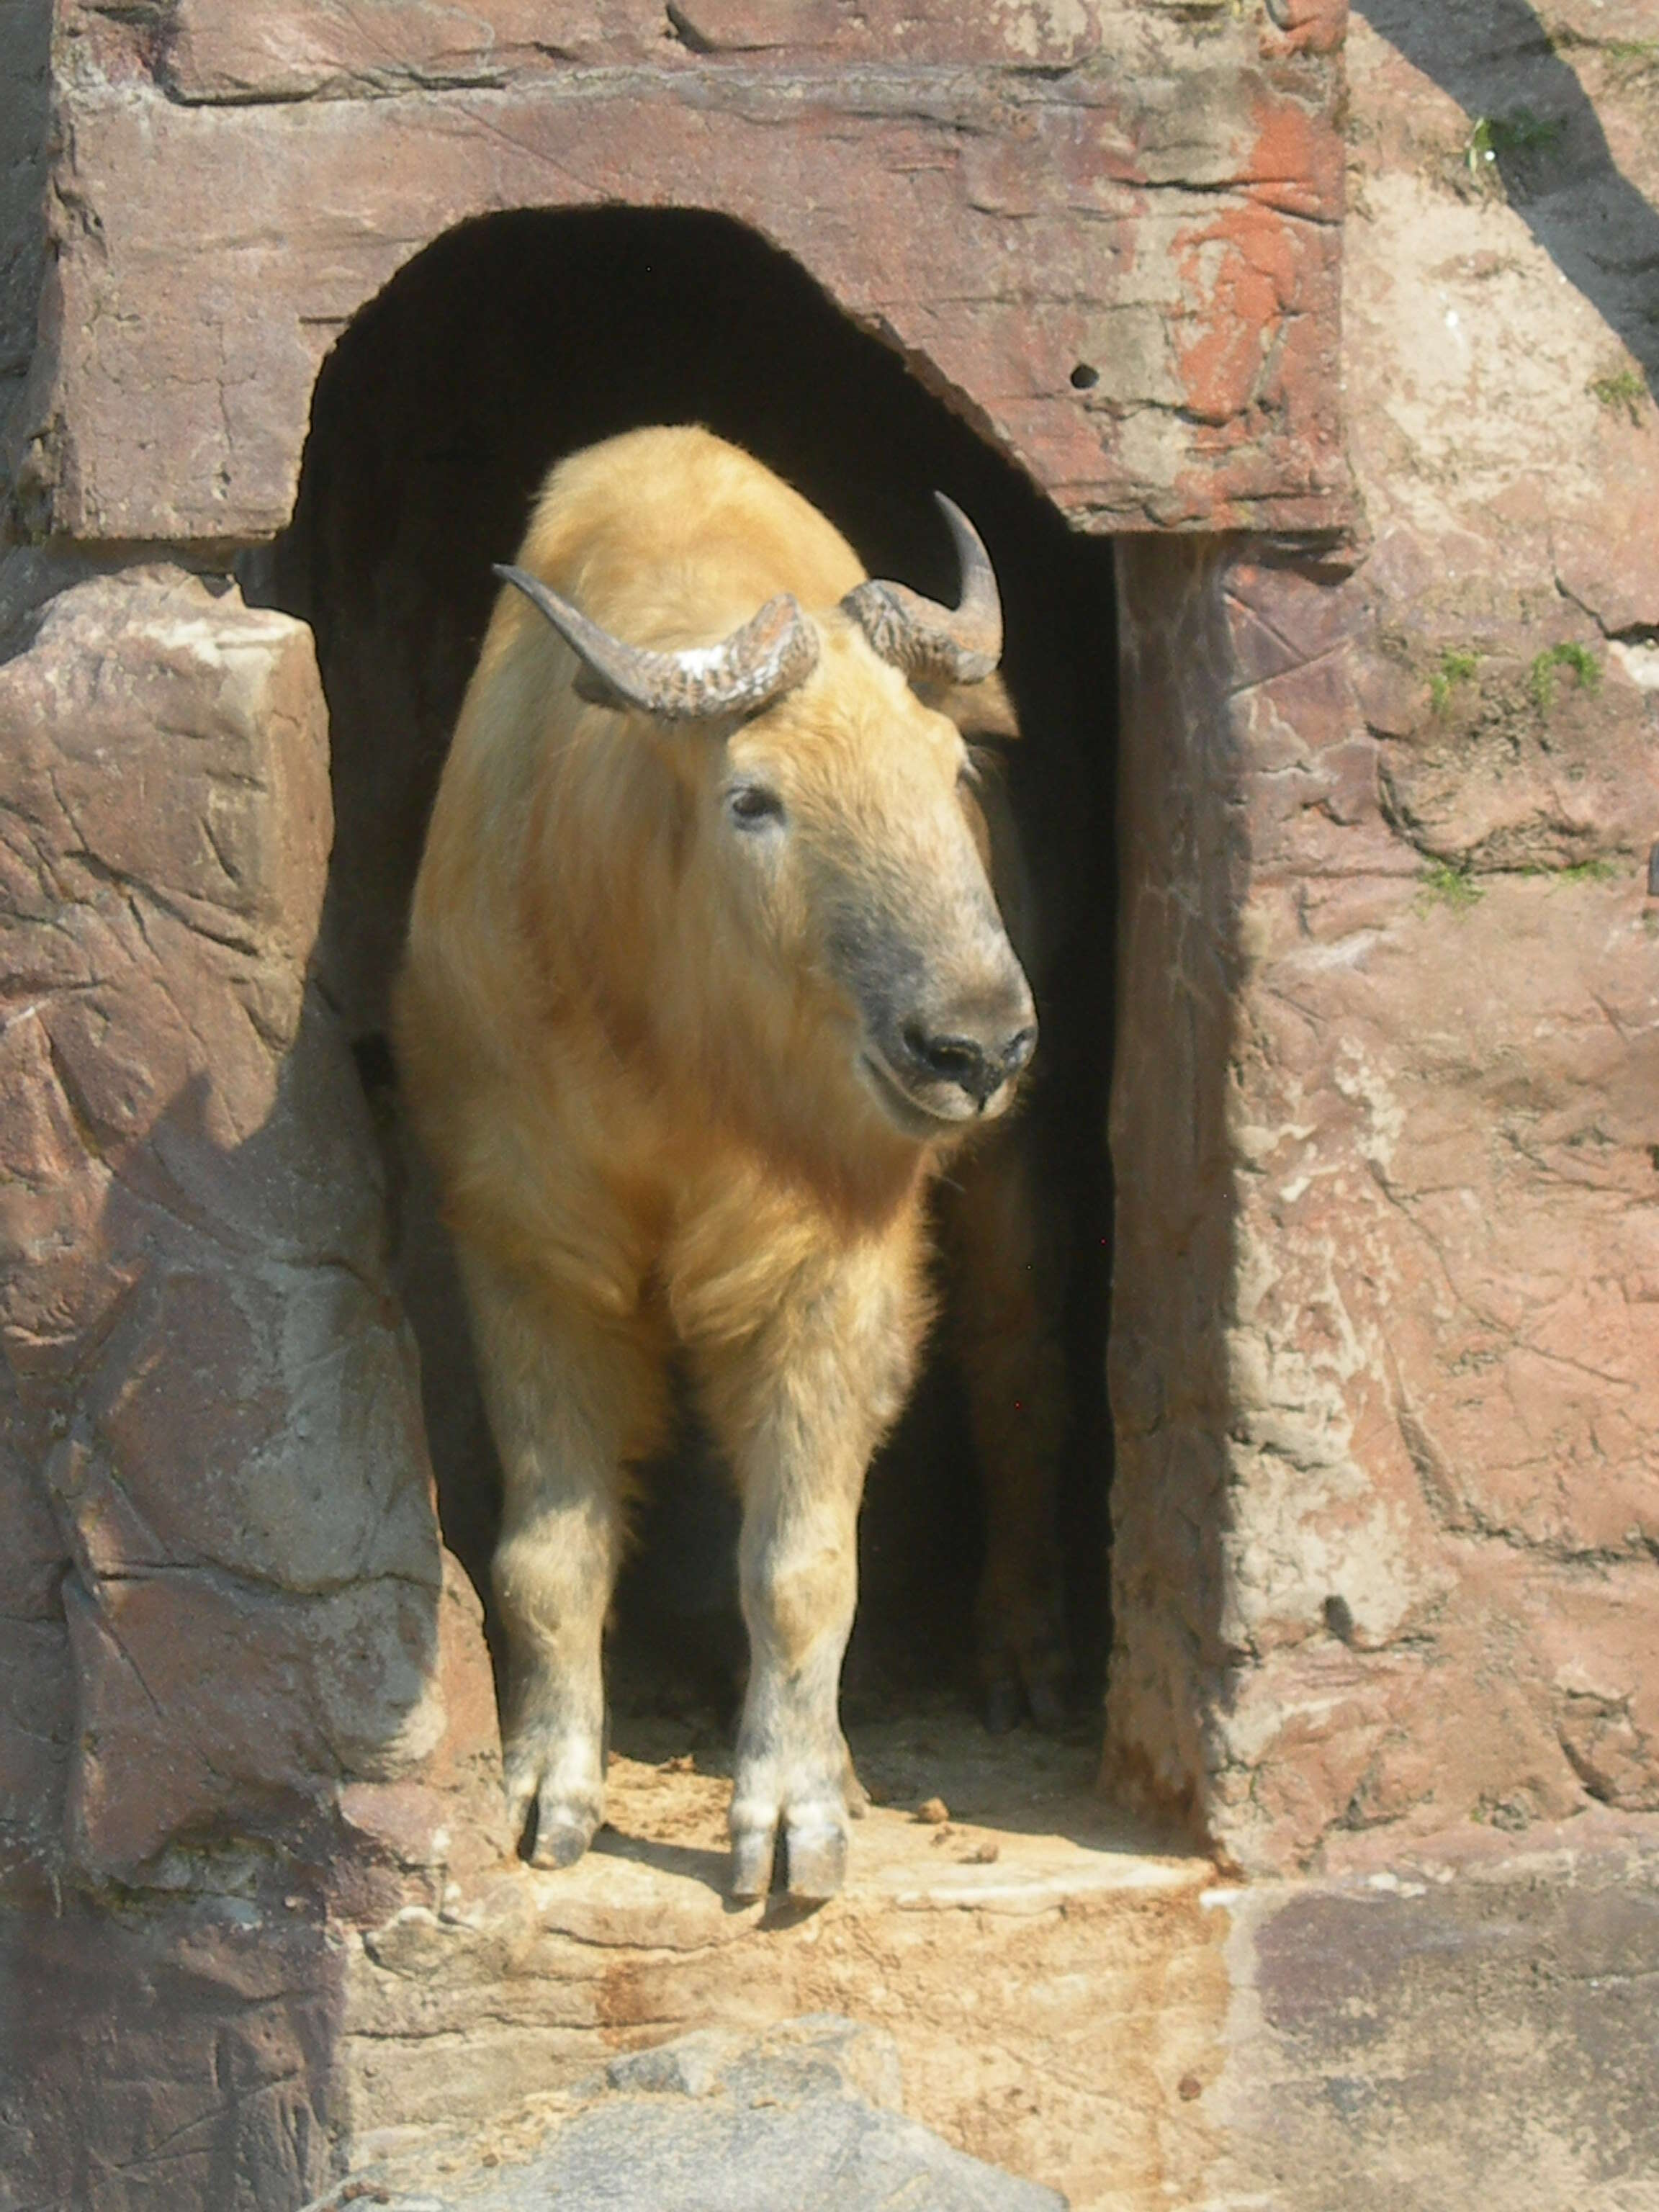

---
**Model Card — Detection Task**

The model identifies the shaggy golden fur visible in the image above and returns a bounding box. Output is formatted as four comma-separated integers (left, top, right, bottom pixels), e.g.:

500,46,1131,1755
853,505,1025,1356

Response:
397,426,1033,1897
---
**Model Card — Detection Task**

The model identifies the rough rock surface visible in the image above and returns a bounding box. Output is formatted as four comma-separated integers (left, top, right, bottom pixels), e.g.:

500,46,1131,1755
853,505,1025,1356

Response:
1105,1,1659,1874
307,2016,1067,2212
0,559,500,1887
337,1725,1225,2212
18,0,1348,541
1212,1817,1659,2211
2,1889,349,2211
0,0,49,513
328,1807,1659,2212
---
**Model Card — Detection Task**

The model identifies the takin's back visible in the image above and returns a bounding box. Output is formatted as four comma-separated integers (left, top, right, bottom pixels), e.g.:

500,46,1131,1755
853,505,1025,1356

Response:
522,423,868,642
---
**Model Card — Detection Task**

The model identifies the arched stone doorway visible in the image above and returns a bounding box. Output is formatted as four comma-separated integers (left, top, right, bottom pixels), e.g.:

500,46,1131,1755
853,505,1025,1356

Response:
269,203,1119,1738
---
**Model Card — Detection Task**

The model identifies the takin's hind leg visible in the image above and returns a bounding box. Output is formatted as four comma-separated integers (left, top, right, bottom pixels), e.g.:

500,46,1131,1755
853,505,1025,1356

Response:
701,1255,921,1902
462,1251,664,1868
943,1123,1071,1735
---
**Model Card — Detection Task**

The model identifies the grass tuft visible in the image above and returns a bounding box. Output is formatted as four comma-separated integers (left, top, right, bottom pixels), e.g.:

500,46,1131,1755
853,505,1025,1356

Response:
1429,647,1480,714
1588,364,1648,425
1554,856,1622,886
1465,109,1565,179
1604,38,1659,83
1529,642,1602,711
1417,861,1484,913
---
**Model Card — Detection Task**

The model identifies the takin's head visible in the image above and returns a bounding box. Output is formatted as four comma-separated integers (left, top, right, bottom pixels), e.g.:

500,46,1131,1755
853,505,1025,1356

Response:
497,486,1036,1151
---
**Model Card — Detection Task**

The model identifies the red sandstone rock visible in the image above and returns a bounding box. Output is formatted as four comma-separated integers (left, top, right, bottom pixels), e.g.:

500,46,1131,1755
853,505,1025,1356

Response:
24,4,1347,541
0,562,495,1881
1,1892,346,2210
1110,516,1659,1871
1105,7,1659,1871
1552,425,1659,639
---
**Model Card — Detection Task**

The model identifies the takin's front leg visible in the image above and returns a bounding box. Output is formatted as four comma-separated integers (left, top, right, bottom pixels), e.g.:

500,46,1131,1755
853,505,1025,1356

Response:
703,1254,922,1902
462,1252,662,1868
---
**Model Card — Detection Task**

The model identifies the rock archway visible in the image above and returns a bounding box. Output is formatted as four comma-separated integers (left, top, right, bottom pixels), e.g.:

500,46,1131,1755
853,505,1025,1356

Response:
271,202,1119,1730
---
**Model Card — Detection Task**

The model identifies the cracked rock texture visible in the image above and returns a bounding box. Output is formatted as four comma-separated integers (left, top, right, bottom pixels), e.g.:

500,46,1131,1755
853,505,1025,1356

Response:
1105,2,1659,1874
1210,1818,1659,2208
17,0,1348,539
4,1887,349,2210
0,560,500,1887
0,0,49,514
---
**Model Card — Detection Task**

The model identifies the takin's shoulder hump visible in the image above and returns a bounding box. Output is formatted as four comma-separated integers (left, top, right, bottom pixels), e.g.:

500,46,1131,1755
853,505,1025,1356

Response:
521,426,865,616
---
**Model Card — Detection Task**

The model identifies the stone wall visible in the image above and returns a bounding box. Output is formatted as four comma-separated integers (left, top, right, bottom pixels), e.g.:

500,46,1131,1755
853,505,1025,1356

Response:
18,0,1348,541
0,9,1352,2201
0,549,505,2206
0,0,1353,1906
1105,0,1659,1875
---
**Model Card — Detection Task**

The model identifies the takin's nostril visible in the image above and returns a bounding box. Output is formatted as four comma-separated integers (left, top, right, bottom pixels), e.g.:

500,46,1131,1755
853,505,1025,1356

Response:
1001,1025,1038,1076
903,1023,995,1100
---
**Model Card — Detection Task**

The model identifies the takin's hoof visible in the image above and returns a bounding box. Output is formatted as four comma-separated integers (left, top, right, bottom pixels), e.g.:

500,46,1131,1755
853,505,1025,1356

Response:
729,1811,849,1901
783,1822,848,1900
527,1812,598,1869
981,1655,1070,1737
505,1763,603,1870
729,1826,776,1901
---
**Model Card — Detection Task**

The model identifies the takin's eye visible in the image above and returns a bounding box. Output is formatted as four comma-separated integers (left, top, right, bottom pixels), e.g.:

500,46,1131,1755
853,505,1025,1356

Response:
726,781,786,832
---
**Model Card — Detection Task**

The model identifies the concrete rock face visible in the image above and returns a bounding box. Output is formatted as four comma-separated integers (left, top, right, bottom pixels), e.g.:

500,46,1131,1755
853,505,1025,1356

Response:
0,561,498,1889
4,1891,349,2211
1109,533,1659,1872
1213,1821,1659,2211
1105,8,1659,1876
22,0,1347,540
0,0,50,507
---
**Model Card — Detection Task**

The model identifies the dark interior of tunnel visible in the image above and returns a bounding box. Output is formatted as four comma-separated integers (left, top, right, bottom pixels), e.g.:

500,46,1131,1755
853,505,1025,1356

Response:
268,205,1118,1742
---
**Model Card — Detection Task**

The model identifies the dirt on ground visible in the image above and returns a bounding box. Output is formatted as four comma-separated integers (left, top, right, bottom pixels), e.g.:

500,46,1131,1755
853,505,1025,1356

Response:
341,1707,1228,2212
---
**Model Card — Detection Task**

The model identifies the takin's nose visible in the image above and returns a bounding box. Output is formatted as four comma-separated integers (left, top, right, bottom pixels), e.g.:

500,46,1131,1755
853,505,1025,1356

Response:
898,1006,1038,1112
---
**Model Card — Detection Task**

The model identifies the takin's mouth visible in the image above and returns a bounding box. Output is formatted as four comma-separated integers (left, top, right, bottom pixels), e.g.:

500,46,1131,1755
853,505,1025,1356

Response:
857,1048,1007,1140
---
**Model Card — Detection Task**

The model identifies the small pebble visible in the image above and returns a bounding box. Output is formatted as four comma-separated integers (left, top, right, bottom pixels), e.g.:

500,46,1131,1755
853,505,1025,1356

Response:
914,1796,950,1825
662,1753,696,1773
966,1841,999,1864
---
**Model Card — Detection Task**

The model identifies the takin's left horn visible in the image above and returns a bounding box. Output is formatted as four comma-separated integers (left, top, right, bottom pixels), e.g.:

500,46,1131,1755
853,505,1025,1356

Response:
841,493,1003,686
493,565,821,721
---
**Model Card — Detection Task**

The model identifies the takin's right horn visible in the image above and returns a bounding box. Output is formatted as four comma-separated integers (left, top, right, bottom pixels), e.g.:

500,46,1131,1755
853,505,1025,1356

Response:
841,494,1003,686
493,565,821,721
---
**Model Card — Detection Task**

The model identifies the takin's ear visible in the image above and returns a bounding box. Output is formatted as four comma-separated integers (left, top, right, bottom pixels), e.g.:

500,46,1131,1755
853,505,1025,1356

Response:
920,667,1023,741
